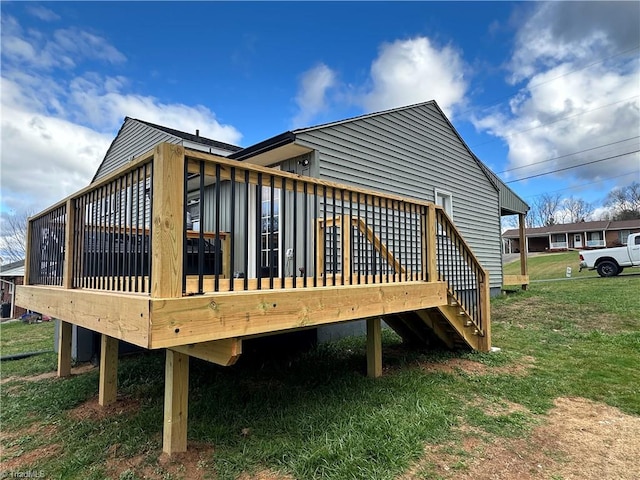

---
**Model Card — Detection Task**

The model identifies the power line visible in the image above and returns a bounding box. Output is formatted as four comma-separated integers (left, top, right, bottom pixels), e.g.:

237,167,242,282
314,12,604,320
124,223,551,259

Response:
520,45,640,93
460,44,640,125
471,95,640,149
522,170,640,200
496,136,640,174
505,150,640,183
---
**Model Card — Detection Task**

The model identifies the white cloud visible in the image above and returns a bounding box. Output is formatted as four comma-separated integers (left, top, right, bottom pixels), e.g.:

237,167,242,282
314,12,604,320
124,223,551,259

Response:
27,5,61,22
0,15,243,218
291,63,337,128
1,14,126,70
474,2,640,186
362,37,467,117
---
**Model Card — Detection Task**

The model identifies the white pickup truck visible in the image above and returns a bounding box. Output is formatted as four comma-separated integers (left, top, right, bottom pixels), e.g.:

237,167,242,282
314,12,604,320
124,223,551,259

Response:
579,232,640,277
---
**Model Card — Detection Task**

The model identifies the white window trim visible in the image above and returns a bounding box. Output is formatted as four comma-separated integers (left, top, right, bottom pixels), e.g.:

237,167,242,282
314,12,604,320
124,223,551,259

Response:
434,188,453,219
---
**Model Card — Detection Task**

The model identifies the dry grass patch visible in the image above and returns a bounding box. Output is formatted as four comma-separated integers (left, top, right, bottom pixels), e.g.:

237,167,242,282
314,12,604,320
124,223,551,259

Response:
68,396,141,422
401,396,640,480
0,363,96,385
0,423,60,470
419,355,535,377
105,441,219,480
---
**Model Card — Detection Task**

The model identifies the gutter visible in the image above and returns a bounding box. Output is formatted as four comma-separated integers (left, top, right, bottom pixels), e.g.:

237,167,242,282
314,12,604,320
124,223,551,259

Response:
228,132,296,161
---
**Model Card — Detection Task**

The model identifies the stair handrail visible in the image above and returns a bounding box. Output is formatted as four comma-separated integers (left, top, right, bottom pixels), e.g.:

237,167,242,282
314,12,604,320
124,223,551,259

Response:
434,206,490,343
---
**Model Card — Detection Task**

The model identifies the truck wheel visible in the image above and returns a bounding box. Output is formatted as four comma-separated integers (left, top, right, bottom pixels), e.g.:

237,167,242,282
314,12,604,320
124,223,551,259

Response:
596,260,619,277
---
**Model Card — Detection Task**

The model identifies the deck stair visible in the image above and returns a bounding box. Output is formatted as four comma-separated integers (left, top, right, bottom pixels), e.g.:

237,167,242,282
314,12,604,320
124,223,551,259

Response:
383,291,486,351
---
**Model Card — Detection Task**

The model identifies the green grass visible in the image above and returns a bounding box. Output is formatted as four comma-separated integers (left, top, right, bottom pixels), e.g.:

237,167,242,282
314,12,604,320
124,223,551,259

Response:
503,250,638,281
503,251,588,280
1,275,639,479
0,321,57,377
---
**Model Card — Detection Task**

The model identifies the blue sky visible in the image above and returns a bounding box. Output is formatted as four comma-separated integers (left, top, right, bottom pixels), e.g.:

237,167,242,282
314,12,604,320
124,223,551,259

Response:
1,1,639,229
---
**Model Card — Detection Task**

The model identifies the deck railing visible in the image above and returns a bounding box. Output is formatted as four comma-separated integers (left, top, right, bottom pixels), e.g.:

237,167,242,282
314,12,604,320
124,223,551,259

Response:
26,203,67,286
25,142,487,336
435,208,487,334
183,150,430,294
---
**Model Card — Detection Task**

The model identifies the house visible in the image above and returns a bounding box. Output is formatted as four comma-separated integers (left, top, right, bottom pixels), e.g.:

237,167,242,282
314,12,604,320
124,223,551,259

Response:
16,100,529,454
503,219,640,253
0,260,26,319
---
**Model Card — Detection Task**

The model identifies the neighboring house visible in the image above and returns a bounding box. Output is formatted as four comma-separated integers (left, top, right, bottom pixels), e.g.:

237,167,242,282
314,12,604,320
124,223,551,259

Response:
503,219,640,253
0,260,26,318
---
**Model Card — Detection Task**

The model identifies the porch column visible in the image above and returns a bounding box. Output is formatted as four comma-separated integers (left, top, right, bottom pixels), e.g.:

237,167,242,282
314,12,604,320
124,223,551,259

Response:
584,231,587,248
518,213,528,291
602,230,606,247
366,317,382,378
565,233,569,250
99,334,119,406
163,350,189,454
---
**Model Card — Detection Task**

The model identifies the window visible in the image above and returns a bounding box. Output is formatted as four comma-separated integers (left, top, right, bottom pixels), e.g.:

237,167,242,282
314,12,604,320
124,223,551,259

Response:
619,230,631,244
434,189,453,218
260,186,280,270
248,166,282,277
586,231,602,241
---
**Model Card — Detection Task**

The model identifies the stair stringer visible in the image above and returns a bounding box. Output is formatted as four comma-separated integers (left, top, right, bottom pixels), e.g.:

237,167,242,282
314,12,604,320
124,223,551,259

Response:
434,303,485,351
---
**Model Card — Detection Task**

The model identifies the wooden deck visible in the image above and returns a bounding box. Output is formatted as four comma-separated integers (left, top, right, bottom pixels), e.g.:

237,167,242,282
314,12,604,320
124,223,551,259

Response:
16,142,492,454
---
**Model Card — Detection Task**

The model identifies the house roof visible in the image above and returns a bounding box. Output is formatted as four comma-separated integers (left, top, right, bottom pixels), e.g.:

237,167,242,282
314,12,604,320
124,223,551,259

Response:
91,117,243,183
132,118,243,153
503,219,640,238
228,101,529,215
0,259,25,277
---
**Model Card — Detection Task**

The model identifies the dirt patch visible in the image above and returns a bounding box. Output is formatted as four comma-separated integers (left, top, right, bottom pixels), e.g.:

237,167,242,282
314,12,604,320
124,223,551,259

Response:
0,424,60,471
470,398,530,417
106,442,215,480
419,355,535,377
402,396,640,480
0,363,96,385
68,396,141,422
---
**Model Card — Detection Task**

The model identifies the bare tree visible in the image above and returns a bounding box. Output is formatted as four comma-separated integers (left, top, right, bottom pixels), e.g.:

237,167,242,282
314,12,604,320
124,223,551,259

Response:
0,210,31,264
605,181,640,220
562,196,593,223
529,193,562,227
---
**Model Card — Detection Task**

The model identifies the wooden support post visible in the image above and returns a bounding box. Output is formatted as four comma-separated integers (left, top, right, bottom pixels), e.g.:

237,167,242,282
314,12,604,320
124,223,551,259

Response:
98,334,119,406
57,320,72,377
366,317,382,378
151,143,185,299
478,272,492,352
163,349,189,454
518,213,528,291
426,204,438,282
63,198,77,289
23,218,33,286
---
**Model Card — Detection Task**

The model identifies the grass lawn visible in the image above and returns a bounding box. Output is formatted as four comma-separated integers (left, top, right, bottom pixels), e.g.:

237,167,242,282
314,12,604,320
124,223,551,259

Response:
1,275,639,479
503,250,639,281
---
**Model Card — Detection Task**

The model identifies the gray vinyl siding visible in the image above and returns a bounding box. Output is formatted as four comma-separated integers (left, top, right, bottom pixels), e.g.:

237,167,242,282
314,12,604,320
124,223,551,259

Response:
93,119,180,182
296,103,504,288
